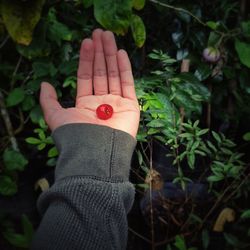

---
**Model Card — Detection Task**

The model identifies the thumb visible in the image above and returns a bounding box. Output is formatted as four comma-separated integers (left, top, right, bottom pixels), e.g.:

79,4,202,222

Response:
40,82,62,128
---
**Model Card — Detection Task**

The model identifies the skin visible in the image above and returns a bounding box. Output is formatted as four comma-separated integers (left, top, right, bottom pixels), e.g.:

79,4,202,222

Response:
40,29,140,138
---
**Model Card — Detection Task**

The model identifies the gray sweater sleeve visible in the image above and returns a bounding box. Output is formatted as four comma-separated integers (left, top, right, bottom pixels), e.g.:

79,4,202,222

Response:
31,123,137,250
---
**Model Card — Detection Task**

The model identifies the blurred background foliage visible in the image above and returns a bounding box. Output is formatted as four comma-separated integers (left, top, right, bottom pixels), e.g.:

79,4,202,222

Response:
0,0,250,249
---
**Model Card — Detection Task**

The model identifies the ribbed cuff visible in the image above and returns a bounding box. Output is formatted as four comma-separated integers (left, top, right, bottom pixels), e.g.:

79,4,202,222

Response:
52,123,137,182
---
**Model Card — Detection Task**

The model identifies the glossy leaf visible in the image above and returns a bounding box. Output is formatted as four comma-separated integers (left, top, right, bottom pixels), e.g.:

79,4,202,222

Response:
6,87,25,107
130,14,146,48
235,40,250,68
1,0,45,45
94,0,133,35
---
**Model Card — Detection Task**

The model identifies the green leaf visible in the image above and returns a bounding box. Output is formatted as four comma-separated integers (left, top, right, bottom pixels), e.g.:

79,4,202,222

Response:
212,131,221,143
94,0,133,35
83,0,93,8
16,21,51,59
240,209,250,219
22,215,34,244
1,0,45,45
206,21,219,30
174,235,187,250
146,119,165,128
3,231,29,248
30,105,43,124
187,153,195,169
207,31,220,47
48,146,58,158
26,137,41,144
241,21,250,38
47,8,73,46
6,87,25,107
194,64,212,81
130,14,146,48
235,40,250,68
197,128,209,136
3,149,28,171
202,229,210,249
243,132,250,141
22,96,35,111
32,62,57,78
0,175,17,196
37,143,46,150
207,175,224,182
132,0,145,10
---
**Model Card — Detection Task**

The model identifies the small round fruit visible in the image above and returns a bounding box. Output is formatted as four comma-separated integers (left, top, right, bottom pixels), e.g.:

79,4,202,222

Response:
96,104,113,120
202,47,221,63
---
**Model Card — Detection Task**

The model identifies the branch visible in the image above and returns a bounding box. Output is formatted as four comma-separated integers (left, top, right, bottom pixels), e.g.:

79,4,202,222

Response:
0,90,19,151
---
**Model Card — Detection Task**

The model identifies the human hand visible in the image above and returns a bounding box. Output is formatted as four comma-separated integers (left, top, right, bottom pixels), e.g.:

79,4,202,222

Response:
40,29,140,138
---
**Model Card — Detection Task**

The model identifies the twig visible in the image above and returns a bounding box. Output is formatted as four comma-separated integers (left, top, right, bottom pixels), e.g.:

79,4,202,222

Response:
0,90,19,151
179,59,190,132
128,227,152,244
149,0,207,27
0,35,10,49
10,56,22,89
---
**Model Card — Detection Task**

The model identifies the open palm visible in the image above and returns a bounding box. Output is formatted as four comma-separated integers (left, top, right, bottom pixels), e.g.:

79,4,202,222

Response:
40,29,140,138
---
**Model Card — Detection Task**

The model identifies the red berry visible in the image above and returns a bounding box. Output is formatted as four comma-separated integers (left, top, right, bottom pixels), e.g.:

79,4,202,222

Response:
96,104,113,120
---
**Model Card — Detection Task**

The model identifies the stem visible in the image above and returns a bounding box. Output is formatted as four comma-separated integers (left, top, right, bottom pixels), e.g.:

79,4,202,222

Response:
149,139,155,250
10,56,22,89
149,0,207,27
206,83,212,128
0,35,10,49
0,91,19,151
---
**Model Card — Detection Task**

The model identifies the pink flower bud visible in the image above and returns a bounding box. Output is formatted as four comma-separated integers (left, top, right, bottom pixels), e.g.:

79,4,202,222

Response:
202,47,220,63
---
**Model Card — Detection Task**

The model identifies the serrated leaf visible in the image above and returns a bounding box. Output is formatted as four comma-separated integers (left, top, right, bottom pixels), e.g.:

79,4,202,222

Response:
3,149,28,171
94,0,133,35
6,88,25,107
0,175,17,196
235,40,250,68
1,0,45,45
132,0,145,10
130,14,146,48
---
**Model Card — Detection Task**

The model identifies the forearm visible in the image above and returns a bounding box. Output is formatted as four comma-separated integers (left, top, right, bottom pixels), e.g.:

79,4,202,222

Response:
32,124,136,250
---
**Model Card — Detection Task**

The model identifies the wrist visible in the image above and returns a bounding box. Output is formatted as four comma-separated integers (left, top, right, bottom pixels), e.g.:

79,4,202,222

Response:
52,123,137,181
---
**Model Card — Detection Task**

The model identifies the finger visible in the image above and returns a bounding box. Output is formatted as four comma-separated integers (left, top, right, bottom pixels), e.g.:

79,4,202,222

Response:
102,31,121,95
92,29,108,95
117,50,137,100
40,82,62,127
77,38,94,99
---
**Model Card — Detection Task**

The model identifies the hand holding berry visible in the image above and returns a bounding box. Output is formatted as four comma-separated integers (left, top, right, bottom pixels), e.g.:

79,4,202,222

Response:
40,29,140,138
